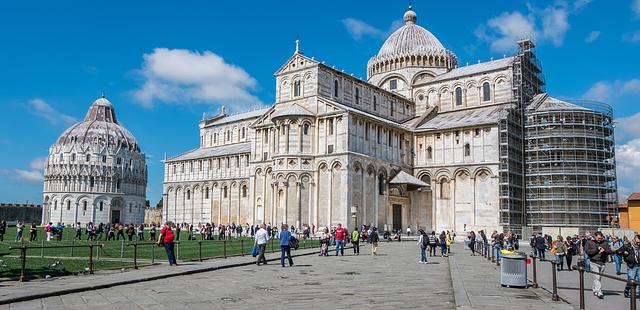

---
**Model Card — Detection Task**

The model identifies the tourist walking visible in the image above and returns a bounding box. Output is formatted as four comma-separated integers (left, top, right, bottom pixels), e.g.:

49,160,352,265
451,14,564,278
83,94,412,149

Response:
255,224,269,265
137,224,144,241
150,223,157,241
334,223,346,256
565,236,576,271
157,221,177,266
617,234,640,298
351,229,360,255
468,231,476,256
428,231,437,257
585,231,612,299
74,222,82,240
0,220,5,242
320,228,330,256
279,224,294,267
15,221,25,242
29,222,37,241
553,235,567,271
417,229,428,264
610,236,624,275
370,227,379,256
534,233,546,260
439,231,448,257
126,224,135,241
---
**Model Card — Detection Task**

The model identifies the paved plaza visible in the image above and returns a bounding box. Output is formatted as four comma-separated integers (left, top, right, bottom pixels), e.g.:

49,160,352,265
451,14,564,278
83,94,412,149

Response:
0,242,586,309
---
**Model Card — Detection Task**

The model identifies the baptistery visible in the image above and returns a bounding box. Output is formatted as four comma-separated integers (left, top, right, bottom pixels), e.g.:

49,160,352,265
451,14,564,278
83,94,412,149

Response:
42,96,147,226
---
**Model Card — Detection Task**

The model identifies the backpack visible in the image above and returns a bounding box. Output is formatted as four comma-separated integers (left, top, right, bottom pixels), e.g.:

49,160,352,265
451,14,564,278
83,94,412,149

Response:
421,235,429,247
290,237,300,250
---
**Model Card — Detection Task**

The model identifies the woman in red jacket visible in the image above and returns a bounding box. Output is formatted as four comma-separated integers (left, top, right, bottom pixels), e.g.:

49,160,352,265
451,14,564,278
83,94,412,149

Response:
157,221,177,266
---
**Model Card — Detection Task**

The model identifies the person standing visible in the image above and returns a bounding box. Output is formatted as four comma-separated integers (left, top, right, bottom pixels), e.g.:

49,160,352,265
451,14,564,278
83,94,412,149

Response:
428,231,437,257
74,222,82,240
279,224,294,267
534,233,546,260
553,235,567,271
0,220,6,242
351,229,360,255
334,223,347,256
585,231,612,299
320,228,330,256
406,226,412,237
370,227,379,256
468,231,476,256
29,222,37,241
255,224,269,266
565,236,576,271
618,234,640,298
137,224,145,241
610,236,624,275
446,231,453,254
417,229,428,264
157,221,177,266
439,231,448,257
149,223,157,241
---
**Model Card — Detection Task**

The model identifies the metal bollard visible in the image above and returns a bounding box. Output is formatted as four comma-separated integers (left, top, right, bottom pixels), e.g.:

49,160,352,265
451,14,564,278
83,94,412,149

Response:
88,244,94,274
578,266,585,310
151,243,155,264
19,245,27,282
132,243,139,269
631,280,637,310
241,239,244,257
223,240,227,259
550,260,559,301
531,255,539,288
198,241,203,262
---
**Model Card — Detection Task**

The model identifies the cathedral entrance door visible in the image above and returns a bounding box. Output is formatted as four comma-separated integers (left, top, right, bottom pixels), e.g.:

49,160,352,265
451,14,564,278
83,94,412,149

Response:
392,204,402,231
111,210,120,224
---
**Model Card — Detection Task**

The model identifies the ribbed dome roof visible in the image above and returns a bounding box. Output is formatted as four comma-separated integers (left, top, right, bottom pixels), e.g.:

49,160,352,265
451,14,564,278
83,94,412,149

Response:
55,96,141,152
377,6,448,58
367,6,457,79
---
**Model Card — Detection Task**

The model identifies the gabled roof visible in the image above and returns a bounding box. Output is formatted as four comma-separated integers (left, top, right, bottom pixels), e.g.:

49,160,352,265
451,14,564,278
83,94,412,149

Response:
271,103,314,119
274,52,319,76
427,57,514,84
166,142,251,163
628,192,640,201
415,105,504,131
528,93,590,112
203,108,270,127
389,170,429,188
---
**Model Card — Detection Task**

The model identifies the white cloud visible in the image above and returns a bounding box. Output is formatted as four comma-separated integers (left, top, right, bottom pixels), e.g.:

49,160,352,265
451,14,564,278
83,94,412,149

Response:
633,0,640,18
616,138,640,199
541,7,570,46
2,157,47,184
584,30,600,43
617,112,640,142
582,79,640,102
341,18,402,41
624,31,640,42
475,11,537,53
27,98,77,126
133,48,261,110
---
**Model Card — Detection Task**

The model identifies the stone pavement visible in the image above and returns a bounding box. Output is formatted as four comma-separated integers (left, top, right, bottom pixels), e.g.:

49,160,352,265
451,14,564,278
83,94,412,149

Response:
1,241,581,309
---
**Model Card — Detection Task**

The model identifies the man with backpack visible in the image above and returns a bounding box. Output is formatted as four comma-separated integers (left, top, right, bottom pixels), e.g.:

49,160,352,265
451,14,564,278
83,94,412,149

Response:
617,234,640,298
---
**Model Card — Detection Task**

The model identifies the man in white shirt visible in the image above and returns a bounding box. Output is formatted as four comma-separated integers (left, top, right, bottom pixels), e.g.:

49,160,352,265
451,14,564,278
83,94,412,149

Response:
255,224,269,266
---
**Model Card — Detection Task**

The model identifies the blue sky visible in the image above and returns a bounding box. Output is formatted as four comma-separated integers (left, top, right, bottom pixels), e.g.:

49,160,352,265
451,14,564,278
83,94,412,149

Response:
1,0,640,205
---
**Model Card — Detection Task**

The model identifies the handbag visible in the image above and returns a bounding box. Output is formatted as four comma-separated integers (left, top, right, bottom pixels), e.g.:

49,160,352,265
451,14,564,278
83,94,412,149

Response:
251,245,259,257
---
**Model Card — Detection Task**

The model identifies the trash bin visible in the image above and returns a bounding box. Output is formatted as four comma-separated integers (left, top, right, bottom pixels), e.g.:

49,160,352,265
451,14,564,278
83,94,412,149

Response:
500,252,527,288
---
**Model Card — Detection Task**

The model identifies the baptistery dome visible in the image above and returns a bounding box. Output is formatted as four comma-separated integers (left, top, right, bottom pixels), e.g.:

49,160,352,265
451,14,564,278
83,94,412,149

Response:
42,96,147,226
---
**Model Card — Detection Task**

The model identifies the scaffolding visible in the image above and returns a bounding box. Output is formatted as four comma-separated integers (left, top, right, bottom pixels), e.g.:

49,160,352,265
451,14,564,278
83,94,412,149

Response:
498,39,545,233
524,95,618,229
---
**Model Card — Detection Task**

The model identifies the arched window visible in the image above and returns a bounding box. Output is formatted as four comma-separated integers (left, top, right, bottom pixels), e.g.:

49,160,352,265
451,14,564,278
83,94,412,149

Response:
223,186,228,198
90,177,95,188
99,201,103,212
464,143,471,156
86,154,91,162
294,80,301,97
242,185,247,197
54,201,57,210
373,96,378,111
116,180,121,191
355,87,360,104
71,153,76,161
378,174,386,195
205,187,210,199
455,87,463,106
482,82,491,102
427,146,433,159
187,190,191,200
213,133,217,143
440,178,450,199
241,127,246,139
303,124,309,135
83,201,87,211
227,130,231,141
390,102,394,116
334,80,339,97
66,201,71,210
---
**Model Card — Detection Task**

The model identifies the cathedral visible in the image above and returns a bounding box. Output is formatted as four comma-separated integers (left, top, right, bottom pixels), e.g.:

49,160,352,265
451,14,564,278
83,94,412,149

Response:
162,6,617,234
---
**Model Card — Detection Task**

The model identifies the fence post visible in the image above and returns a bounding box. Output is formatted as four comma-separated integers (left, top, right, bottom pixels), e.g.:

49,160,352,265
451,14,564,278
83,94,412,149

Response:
133,243,138,269
19,245,27,282
151,243,155,264
531,255,539,288
631,280,637,310
71,239,75,257
120,239,124,259
223,240,227,259
96,244,100,261
198,241,202,262
88,244,94,274
241,239,244,256
550,260,559,301
41,239,44,258
176,243,180,261
578,266,585,310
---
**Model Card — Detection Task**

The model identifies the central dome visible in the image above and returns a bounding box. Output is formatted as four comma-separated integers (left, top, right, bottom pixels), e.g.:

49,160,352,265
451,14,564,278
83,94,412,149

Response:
367,6,457,79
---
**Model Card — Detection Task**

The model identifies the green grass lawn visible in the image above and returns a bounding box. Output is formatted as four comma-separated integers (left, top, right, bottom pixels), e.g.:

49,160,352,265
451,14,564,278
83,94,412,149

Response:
0,226,320,280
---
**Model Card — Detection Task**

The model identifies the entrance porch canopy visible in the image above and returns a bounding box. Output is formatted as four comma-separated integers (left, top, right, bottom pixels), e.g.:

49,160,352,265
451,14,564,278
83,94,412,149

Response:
389,171,430,191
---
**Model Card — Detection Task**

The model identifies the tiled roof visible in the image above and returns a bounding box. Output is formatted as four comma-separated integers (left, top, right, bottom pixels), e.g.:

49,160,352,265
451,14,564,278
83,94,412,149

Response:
166,142,251,163
416,105,504,131
205,107,270,126
428,57,514,83
389,170,429,187
628,192,640,201
529,93,590,112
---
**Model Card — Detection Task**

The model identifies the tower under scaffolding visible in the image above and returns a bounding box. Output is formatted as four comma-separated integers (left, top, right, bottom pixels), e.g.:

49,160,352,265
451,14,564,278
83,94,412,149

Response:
498,39,545,233
524,94,618,230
